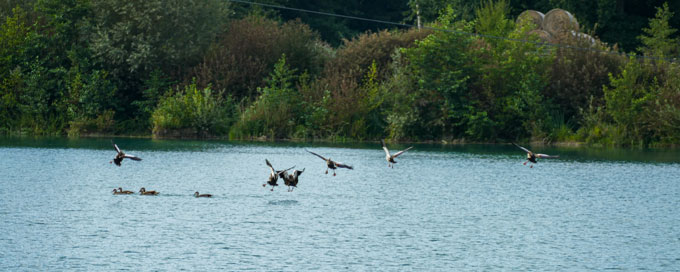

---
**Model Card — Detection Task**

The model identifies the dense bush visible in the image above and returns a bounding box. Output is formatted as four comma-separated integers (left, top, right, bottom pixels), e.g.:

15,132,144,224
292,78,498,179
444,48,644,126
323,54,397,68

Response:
229,55,304,139
151,83,236,137
312,28,429,139
544,36,623,125
575,2,680,147
190,16,328,99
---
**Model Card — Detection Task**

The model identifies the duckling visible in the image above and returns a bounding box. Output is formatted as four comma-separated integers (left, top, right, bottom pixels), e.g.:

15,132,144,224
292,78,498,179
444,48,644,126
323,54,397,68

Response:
306,149,353,176
263,159,294,191
280,168,304,192
512,143,559,168
139,187,159,195
110,141,142,166
114,187,134,194
194,192,212,198
381,139,413,168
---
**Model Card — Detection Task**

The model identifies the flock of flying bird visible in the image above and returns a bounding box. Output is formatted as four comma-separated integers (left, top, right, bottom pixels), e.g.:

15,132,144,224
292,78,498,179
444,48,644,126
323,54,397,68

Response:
109,140,559,196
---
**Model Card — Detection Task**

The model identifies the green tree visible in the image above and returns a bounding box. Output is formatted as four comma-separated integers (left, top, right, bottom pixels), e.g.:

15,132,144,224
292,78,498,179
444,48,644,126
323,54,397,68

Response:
89,0,232,124
0,7,34,131
475,0,513,37
1,0,93,134
402,7,476,139
603,58,656,143
191,15,326,99
637,2,679,59
230,54,303,139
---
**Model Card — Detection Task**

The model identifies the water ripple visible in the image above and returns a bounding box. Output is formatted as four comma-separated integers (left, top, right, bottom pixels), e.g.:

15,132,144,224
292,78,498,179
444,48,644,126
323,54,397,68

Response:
1,141,679,270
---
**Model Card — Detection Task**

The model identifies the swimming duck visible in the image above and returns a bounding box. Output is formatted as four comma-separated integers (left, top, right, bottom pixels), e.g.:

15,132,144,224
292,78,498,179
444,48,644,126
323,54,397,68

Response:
279,168,304,192
139,187,159,195
381,140,413,168
110,141,142,166
306,149,353,176
113,187,134,194
263,159,294,191
512,143,559,168
194,191,212,198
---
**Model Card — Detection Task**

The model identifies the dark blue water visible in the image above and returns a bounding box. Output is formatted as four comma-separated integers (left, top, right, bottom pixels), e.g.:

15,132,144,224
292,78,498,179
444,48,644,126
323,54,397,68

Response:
1,138,679,270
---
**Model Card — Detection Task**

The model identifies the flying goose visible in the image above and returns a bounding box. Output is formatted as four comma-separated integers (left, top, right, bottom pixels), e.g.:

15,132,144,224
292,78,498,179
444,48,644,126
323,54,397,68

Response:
139,187,159,195
194,191,212,198
512,143,559,168
263,159,294,191
279,168,304,192
381,140,413,168
305,149,353,176
110,141,142,166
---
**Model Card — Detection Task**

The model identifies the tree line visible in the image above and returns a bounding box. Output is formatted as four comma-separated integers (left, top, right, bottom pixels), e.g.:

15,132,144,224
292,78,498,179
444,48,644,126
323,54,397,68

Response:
1,0,679,146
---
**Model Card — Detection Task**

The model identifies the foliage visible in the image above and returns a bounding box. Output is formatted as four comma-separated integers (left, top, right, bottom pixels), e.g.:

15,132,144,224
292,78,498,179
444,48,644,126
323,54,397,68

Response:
475,0,513,38
64,54,118,136
88,0,230,77
383,51,420,140
151,83,236,137
229,55,303,139
0,7,34,132
1,0,679,147
191,15,328,99
603,58,656,144
544,34,623,125
401,8,476,140
637,2,679,58
645,64,680,144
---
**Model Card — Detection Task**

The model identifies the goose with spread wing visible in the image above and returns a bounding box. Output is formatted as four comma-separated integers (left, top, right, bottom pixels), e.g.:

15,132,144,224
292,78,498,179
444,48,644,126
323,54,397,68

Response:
305,149,353,176
512,143,559,168
280,168,304,192
263,159,294,191
381,140,413,168
110,141,142,166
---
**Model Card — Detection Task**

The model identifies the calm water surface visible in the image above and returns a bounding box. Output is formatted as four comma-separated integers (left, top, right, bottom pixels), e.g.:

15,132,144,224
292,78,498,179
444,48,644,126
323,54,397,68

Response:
1,137,679,270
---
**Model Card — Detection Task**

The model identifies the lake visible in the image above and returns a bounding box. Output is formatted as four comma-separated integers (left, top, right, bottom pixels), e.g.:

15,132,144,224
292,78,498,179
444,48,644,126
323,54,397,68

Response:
1,137,679,270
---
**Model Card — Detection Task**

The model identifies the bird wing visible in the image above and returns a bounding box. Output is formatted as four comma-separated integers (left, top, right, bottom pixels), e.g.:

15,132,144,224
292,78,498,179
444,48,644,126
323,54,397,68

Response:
112,141,121,153
392,146,413,158
335,162,353,170
381,140,391,156
276,166,295,174
265,159,276,174
124,154,142,161
536,154,559,159
512,143,531,153
294,168,305,178
306,149,327,161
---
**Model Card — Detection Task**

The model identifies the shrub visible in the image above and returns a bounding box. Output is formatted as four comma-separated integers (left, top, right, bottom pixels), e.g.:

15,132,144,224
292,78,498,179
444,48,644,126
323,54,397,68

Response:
229,55,305,139
304,28,429,139
191,15,328,99
151,83,236,137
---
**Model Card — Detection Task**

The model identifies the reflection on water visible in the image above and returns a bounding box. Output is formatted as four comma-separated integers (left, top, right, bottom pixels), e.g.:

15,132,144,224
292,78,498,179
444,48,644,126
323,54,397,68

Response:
268,200,299,206
1,136,679,163
0,137,679,270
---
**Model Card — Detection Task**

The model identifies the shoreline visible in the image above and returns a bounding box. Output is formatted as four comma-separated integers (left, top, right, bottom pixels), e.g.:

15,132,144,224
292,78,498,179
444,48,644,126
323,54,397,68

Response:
11,133,679,149
6,130,679,149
